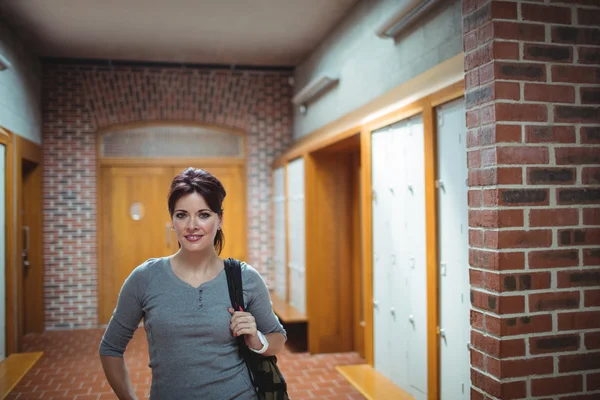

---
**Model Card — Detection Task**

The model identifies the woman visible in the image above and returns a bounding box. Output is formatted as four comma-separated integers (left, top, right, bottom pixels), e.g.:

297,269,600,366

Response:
99,167,287,400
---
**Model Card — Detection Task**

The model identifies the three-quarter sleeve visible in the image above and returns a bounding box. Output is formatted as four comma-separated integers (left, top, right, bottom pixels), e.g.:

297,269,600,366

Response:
242,264,287,338
99,264,148,357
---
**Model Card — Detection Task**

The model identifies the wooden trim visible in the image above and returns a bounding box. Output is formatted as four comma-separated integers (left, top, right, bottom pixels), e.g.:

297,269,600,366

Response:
15,137,43,165
363,102,424,135
428,80,465,108
350,151,364,357
422,99,440,400
0,127,15,355
273,126,360,168
359,127,374,366
100,157,246,167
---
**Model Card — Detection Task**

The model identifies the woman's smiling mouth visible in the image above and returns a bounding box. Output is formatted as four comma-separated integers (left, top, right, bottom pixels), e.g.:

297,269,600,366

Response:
184,235,203,242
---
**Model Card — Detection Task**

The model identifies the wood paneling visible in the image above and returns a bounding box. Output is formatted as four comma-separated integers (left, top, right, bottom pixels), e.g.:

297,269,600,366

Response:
0,127,15,355
305,140,359,354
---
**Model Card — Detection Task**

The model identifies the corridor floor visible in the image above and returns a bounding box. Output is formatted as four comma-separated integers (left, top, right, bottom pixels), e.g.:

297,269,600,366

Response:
7,328,366,400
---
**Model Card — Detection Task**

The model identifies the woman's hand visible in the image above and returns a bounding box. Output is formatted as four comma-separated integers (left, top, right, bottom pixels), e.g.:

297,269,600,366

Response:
228,307,263,350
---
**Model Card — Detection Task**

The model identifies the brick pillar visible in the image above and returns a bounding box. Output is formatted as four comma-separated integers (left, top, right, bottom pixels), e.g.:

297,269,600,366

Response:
463,1,600,398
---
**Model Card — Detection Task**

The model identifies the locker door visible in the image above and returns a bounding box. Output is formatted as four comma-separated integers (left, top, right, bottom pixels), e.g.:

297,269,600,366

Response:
437,98,470,399
286,158,306,314
0,144,5,361
405,116,428,399
273,167,287,300
387,123,410,391
372,127,392,375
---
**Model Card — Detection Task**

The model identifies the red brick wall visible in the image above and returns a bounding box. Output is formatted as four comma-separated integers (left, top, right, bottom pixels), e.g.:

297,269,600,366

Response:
42,63,293,329
464,0,600,398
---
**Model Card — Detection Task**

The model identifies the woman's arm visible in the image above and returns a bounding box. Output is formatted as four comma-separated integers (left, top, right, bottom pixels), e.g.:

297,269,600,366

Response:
99,265,147,399
229,308,286,356
262,332,286,356
100,356,138,400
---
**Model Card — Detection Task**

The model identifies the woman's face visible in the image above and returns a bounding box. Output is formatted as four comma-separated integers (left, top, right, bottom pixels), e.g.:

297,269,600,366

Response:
172,192,222,254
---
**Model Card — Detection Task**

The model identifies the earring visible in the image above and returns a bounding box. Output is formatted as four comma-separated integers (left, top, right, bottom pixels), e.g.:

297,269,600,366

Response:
170,225,175,231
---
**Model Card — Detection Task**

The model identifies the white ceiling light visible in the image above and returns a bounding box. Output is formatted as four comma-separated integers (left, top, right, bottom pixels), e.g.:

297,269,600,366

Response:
292,74,339,114
376,0,443,39
0,52,11,71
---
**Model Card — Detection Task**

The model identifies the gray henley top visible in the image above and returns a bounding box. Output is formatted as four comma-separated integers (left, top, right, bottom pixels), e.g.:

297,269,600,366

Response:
98,257,286,400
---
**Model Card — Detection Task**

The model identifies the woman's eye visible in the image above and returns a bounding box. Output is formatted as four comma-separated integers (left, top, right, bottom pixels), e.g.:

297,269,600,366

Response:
200,213,211,219
175,213,186,219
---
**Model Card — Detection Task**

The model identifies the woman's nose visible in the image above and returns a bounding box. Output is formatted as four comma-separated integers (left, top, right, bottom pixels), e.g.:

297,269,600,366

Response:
187,218,200,230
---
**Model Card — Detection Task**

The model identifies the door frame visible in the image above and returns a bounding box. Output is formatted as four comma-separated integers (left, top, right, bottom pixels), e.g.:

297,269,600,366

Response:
96,121,248,326
0,127,15,355
15,135,44,347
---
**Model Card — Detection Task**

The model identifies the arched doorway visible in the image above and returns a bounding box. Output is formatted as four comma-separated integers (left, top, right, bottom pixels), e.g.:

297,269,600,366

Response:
98,122,247,324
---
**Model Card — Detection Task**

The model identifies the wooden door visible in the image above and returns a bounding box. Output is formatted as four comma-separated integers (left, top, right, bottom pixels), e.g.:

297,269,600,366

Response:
100,164,247,324
15,136,44,348
22,160,44,335
100,167,175,323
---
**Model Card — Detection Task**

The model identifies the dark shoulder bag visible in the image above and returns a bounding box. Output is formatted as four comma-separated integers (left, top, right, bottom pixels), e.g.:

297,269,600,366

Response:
224,258,291,400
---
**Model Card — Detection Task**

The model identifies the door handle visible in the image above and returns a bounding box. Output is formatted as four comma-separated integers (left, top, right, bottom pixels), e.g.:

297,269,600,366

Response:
408,314,414,324
165,223,171,248
22,226,30,254
390,307,396,316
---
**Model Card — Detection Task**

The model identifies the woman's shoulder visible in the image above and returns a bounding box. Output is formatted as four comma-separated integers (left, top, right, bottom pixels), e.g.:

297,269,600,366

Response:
239,261,267,288
127,257,167,283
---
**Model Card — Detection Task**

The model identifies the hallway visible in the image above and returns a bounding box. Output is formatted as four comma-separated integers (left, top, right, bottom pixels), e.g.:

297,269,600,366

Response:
8,329,366,399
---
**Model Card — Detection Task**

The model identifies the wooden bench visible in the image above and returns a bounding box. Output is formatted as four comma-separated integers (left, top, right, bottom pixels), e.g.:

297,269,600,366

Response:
336,364,414,400
0,352,43,399
270,292,307,324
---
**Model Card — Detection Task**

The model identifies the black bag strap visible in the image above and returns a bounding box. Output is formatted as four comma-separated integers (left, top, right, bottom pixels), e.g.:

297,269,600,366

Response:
224,258,260,392
224,257,244,311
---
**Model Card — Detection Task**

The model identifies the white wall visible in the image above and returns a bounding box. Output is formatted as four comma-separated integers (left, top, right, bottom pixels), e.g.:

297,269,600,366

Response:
293,0,463,139
0,17,42,144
